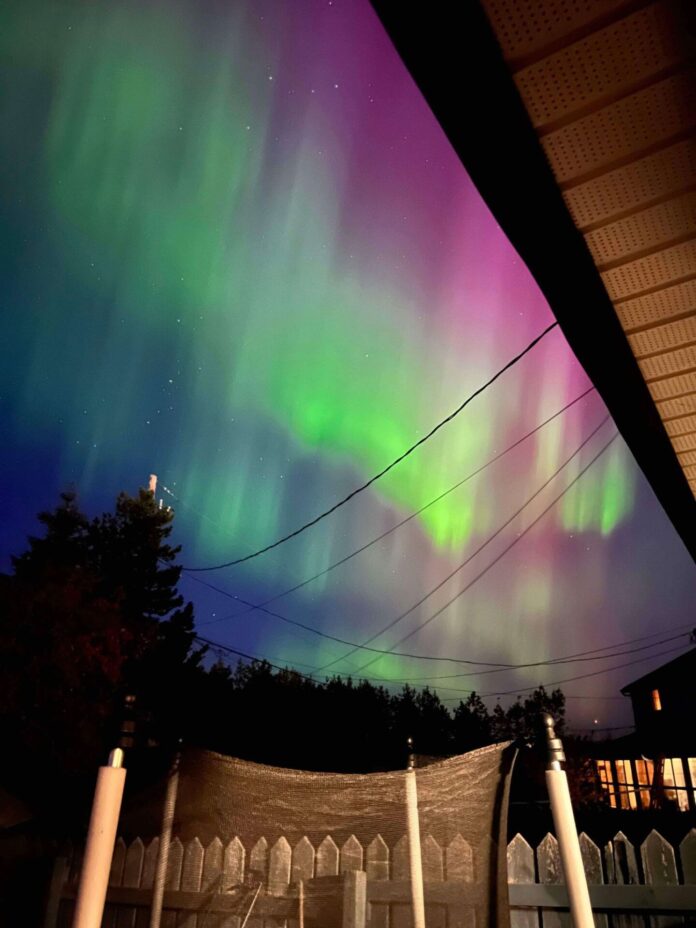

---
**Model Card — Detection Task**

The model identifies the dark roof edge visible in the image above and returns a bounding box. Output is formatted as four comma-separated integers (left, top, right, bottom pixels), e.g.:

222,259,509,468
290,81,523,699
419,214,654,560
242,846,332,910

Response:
620,647,696,694
370,0,696,562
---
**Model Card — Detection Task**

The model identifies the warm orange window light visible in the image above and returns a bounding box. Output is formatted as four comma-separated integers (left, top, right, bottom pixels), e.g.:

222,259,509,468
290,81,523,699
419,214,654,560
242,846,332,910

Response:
651,688,662,711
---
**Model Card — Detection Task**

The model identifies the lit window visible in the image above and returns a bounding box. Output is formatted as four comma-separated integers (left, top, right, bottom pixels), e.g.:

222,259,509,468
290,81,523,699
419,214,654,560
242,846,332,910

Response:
664,758,689,812
616,759,638,810
635,758,653,809
651,689,662,711
595,760,617,808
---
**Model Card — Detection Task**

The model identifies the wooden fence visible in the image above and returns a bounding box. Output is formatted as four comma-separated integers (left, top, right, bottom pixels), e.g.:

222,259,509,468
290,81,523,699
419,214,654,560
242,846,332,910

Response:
45,830,696,928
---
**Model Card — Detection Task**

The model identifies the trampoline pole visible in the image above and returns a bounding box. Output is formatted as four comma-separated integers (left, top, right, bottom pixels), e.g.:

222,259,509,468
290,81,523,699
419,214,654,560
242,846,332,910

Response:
543,714,594,928
405,739,426,928
72,748,127,928
149,749,181,928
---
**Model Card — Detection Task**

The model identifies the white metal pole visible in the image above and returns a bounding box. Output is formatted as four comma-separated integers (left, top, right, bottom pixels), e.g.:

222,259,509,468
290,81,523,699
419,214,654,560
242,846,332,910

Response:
149,750,181,928
72,749,126,928
405,739,426,928
543,715,594,928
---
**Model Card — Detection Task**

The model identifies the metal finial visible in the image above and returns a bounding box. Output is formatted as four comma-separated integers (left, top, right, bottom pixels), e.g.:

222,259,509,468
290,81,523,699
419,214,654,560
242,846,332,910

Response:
543,713,565,770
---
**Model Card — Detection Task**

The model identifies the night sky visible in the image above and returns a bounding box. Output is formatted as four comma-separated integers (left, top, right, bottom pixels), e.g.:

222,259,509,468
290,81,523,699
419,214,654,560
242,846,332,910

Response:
1,0,694,731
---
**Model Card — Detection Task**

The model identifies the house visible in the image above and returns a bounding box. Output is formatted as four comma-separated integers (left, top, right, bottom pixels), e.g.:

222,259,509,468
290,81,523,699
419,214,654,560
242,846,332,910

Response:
621,647,696,754
593,647,696,813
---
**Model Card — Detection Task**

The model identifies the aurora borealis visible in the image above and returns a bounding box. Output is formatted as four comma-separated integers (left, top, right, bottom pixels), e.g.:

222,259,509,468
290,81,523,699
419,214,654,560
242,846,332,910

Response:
1,0,694,728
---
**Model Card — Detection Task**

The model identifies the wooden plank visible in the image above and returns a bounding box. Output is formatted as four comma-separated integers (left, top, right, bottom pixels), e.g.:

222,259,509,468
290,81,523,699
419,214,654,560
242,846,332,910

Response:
391,836,409,881
135,838,159,928
249,837,269,883
223,838,246,891
368,902,389,928
340,836,363,874
202,839,224,892
162,837,184,928
424,904,446,928
641,830,681,928
536,834,570,928
507,834,538,928
104,838,128,928
368,882,486,906
389,902,412,928
116,839,145,928
578,833,607,928
508,883,696,910
390,835,411,928
366,835,389,881
199,839,225,928
248,838,269,928
342,870,366,928
366,835,389,928
269,837,292,896
43,857,69,928
110,838,128,886
220,838,245,928
133,838,159,928
421,835,443,882
291,837,315,884
316,836,339,878
76,880,696,918
180,837,205,928
142,838,160,888
62,881,494,912
475,835,496,884
446,835,472,883
604,832,642,928
680,829,696,884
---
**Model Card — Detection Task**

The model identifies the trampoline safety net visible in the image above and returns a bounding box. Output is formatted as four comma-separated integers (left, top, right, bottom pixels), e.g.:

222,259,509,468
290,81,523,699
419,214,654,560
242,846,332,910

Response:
73,742,516,928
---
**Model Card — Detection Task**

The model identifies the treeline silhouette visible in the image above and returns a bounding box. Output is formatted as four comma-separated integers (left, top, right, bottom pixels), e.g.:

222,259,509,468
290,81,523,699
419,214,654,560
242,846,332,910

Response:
188,658,565,773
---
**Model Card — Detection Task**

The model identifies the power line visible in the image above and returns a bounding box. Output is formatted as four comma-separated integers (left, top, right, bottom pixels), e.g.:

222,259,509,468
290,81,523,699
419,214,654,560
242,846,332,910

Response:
187,573,692,677
375,632,692,681
185,417,612,667
194,635,690,706
477,644,692,698
197,385,596,628
374,637,690,694
188,542,692,666
323,421,614,675
183,321,559,571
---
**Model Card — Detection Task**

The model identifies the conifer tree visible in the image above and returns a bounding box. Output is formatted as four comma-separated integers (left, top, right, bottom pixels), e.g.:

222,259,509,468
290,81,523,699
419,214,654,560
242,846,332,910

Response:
0,487,202,808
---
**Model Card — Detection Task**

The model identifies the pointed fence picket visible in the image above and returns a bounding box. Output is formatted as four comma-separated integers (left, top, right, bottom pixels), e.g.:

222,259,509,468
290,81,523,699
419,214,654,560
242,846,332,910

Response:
47,828,696,928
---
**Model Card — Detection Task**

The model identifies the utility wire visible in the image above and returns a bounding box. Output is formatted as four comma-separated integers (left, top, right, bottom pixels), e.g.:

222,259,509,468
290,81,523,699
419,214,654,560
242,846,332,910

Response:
476,643,692,698
184,416,610,667
196,626,692,688
183,322,559,571
322,419,613,675
187,573,692,676
195,634,690,704
371,631,692,681
197,385,596,628
366,636,689,692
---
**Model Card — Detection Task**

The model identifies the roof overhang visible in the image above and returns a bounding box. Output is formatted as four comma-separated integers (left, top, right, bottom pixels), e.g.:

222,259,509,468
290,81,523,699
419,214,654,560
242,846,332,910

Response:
371,0,696,561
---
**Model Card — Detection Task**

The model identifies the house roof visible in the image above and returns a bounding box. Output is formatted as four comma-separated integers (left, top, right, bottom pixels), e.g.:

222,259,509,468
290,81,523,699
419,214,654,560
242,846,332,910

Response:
620,646,696,694
370,0,696,561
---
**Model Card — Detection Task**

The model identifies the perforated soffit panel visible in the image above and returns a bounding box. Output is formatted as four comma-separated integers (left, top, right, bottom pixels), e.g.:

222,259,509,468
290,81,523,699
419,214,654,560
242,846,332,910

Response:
481,0,696,497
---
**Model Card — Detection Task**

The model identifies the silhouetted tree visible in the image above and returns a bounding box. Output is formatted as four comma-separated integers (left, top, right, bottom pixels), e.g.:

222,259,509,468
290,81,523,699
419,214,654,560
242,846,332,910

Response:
0,488,203,810
453,692,493,751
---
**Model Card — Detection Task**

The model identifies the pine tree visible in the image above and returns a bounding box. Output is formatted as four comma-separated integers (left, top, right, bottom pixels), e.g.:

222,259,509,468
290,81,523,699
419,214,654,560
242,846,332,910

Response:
0,487,202,809
453,692,493,751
